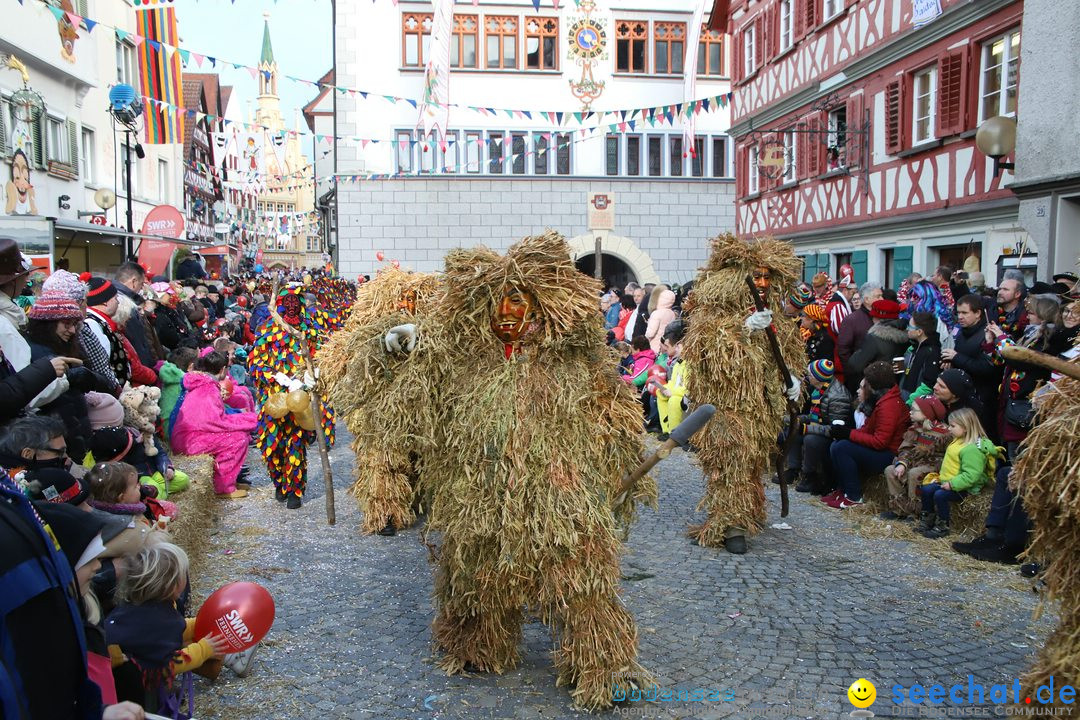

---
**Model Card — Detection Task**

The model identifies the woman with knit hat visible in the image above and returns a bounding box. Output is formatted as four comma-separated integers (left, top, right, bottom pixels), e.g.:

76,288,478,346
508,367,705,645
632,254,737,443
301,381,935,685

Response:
79,275,130,396
25,291,114,462
800,302,834,362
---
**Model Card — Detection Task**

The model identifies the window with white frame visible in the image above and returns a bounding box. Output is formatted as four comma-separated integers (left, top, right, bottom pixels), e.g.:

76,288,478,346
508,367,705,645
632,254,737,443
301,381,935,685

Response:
626,135,642,176
465,132,481,173
80,127,94,184
533,132,549,174
115,40,136,85
912,66,936,145
555,133,571,175
419,136,437,172
743,23,757,75
158,159,169,202
647,136,663,176
511,133,527,174
46,115,69,164
669,136,683,177
827,107,847,169
823,0,844,21
979,29,1020,121
779,0,794,52
748,146,759,194
605,134,620,176
712,136,729,177
444,131,459,172
488,131,504,173
782,130,796,183
395,130,413,173
691,137,705,177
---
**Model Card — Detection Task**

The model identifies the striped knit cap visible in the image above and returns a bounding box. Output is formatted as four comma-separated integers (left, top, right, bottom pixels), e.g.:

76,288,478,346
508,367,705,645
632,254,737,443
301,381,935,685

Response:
808,359,834,383
26,291,85,322
802,303,828,324
41,269,87,302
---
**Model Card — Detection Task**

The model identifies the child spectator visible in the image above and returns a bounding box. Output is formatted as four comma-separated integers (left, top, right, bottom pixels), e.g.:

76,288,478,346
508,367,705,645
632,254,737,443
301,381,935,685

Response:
105,543,252,712
204,343,255,412
159,347,197,438
85,459,173,529
90,426,189,501
622,335,656,389
655,335,688,440
170,351,258,499
917,408,1003,538
794,360,853,494
881,395,950,520
615,341,633,376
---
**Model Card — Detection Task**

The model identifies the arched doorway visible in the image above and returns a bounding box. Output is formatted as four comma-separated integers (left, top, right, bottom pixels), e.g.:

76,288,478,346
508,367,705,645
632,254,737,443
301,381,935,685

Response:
566,233,660,289
575,252,636,291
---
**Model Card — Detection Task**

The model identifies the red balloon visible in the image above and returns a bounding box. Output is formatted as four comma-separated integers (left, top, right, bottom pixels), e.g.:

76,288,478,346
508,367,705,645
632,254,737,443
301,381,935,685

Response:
376,251,385,261
392,259,400,268
194,582,275,652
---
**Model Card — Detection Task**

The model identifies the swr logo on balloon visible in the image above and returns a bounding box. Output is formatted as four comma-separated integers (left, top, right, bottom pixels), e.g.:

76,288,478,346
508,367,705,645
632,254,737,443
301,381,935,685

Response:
213,609,255,649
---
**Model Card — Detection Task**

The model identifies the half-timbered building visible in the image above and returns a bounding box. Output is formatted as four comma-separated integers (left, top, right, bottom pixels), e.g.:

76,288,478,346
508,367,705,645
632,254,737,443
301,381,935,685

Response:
714,0,1031,288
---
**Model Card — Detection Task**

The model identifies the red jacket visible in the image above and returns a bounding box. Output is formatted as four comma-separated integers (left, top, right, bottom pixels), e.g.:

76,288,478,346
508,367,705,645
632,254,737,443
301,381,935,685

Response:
849,385,909,453
119,334,158,387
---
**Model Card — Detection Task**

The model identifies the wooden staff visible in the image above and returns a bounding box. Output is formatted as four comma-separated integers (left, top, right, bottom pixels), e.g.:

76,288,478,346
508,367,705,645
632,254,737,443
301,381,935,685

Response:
1000,344,1080,381
269,280,336,525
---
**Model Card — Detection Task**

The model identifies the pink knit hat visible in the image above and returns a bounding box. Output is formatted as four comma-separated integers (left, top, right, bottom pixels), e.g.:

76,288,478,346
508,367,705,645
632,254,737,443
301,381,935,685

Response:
85,392,125,430
41,270,87,302
26,291,85,322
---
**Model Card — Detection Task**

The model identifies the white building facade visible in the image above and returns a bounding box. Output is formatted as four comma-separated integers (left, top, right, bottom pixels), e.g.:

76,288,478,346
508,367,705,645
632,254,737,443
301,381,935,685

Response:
332,0,736,285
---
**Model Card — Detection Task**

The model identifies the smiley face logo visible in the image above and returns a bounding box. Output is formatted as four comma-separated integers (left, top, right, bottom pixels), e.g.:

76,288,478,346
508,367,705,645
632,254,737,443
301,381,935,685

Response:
847,678,876,709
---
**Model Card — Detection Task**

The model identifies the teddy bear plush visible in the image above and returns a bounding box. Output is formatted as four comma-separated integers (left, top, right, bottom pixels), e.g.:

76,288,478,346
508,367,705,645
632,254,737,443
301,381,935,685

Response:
120,384,162,457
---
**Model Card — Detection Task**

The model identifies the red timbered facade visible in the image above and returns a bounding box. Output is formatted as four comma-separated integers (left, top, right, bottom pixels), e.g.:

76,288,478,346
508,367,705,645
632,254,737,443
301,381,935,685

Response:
716,0,1031,288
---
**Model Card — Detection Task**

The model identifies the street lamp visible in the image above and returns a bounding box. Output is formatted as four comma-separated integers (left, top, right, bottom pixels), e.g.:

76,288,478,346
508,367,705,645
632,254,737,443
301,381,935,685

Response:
975,115,1017,178
107,83,145,259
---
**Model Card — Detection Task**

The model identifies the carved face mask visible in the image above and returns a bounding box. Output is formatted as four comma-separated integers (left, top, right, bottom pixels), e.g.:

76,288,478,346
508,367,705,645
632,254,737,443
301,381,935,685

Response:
752,266,773,301
280,293,303,326
397,289,417,316
491,285,535,345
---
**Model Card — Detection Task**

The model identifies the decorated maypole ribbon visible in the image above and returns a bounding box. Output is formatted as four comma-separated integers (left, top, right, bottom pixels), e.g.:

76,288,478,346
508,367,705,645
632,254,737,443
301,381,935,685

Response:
416,0,454,150
682,0,708,161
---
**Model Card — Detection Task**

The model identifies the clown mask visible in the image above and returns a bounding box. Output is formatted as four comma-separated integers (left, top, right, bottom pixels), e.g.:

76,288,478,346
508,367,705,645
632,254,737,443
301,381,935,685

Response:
752,266,772,301
491,285,535,345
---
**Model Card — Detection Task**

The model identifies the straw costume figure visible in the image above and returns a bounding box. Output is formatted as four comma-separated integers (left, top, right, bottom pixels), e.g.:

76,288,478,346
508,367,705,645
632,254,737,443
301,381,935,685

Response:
1007,350,1080,707
682,233,805,553
384,231,656,711
321,266,442,536
249,288,335,509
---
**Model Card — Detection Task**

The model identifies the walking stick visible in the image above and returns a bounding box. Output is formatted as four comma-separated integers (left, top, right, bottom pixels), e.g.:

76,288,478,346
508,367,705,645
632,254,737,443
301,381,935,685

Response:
269,281,336,526
745,276,800,518
613,404,716,507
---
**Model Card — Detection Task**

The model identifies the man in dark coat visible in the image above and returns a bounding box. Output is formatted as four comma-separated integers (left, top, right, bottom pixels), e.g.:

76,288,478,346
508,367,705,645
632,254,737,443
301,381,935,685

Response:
113,262,154,366
836,281,881,392
175,252,207,281
940,294,1001,441
846,299,909,390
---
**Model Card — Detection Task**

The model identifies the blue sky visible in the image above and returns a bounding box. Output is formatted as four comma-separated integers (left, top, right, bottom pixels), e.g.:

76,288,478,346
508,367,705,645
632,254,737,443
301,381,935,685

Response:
174,0,332,159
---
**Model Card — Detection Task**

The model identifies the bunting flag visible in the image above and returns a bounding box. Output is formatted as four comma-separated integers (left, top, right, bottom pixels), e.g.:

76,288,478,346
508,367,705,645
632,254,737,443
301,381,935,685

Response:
683,0,708,161
417,0,454,145
136,6,184,143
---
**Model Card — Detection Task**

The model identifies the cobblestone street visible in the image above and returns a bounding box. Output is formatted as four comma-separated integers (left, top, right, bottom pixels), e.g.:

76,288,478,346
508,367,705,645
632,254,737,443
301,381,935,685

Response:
195,431,1054,720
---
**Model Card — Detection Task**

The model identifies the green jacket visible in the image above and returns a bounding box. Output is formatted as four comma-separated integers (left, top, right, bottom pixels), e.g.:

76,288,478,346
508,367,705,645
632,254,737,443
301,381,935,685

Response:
158,362,185,435
940,438,1003,494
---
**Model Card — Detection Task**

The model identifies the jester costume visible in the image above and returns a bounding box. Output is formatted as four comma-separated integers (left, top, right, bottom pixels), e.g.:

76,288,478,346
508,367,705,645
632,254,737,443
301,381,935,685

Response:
391,232,656,711
248,290,335,509
682,234,806,552
321,267,442,535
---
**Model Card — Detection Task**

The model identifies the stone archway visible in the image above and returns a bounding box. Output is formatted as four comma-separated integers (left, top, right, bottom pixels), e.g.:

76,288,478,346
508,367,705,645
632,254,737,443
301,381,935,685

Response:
566,233,660,286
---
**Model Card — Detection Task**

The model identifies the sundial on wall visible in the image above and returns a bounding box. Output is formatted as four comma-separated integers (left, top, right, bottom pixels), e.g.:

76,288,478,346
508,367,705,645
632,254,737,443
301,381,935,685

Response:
566,0,607,111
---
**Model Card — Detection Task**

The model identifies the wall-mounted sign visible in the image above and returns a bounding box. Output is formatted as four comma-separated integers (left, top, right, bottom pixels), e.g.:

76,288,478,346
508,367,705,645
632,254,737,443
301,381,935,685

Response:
912,0,942,26
587,192,615,231
141,204,185,239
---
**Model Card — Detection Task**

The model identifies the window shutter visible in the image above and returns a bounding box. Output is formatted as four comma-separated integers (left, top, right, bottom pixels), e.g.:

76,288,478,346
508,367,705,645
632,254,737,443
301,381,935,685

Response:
736,144,745,195
884,79,903,155
0,100,8,158
734,27,743,81
754,15,764,69
804,0,819,35
794,0,806,39
764,5,776,60
802,253,816,283
936,49,968,137
67,119,78,173
32,115,46,169
851,250,867,285
805,115,823,177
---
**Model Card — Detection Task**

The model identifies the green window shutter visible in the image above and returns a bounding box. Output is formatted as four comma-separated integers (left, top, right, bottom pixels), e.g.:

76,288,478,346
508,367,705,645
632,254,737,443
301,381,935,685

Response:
32,116,45,169
817,253,831,277
802,253,816,283
851,250,867,286
893,246,914,290
67,120,78,173
0,100,8,158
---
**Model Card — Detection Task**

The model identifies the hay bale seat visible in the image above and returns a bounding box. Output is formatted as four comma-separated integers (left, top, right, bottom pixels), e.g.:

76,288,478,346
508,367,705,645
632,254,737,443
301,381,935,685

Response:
165,454,217,576
859,473,992,539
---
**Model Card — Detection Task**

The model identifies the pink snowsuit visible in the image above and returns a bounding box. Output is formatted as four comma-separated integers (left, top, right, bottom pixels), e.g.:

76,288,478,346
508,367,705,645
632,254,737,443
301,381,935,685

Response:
171,372,258,494
224,383,256,413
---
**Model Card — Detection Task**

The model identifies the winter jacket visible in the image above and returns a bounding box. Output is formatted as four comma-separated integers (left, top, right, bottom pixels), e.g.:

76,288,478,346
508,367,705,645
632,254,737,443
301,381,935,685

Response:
803,381,854,436
937,438,1002,494
805,326,835,363
0,348,60,424
949,320,1001,400
158,362,186,437
837,307,873,370
663,357,688,404
901,337,942,397
846,321,910,384
119,333,158,387
116,283,154,367
153,306,192,351
604,303,621,330
0,292,68,409
894,421,951,471
27,341,97,460
994,329,1055,442
623,348,657,388
171,372,258,492
631,297,650,340
175,257,207,280
849,385,909,453
645,289,677,354
613,308,632,342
